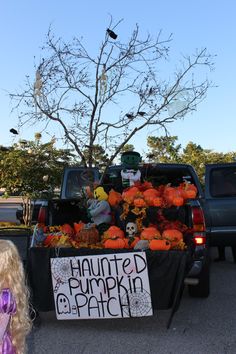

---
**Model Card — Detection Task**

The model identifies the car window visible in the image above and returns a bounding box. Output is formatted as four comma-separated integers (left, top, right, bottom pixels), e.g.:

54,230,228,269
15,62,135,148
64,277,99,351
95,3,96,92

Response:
210,167,236,197
65,170,98,198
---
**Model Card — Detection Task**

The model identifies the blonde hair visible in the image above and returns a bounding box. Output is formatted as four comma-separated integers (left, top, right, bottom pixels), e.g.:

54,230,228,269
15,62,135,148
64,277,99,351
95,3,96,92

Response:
0,240,32,354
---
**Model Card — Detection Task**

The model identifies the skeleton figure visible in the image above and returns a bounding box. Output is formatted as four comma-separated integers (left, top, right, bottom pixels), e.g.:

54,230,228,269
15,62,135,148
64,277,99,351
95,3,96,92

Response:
126,221,138,238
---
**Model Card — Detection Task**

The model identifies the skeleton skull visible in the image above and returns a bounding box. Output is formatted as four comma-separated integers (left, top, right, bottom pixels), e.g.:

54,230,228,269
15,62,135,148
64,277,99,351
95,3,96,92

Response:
126,222,138,238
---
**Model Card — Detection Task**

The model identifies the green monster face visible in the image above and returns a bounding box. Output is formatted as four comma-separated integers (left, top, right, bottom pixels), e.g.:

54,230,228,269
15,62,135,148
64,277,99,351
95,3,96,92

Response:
121,151,141,169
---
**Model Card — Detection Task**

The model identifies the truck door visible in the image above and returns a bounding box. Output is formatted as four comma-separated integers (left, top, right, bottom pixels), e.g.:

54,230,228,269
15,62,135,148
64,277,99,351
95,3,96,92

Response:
205,163,236,246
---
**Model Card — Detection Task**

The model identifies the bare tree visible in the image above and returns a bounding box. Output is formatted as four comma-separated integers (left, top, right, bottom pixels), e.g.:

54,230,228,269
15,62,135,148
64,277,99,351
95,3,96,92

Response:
10,18,214,182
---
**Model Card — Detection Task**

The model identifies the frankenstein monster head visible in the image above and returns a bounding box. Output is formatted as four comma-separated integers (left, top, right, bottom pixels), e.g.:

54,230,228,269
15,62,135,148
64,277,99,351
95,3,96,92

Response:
121,151,141,169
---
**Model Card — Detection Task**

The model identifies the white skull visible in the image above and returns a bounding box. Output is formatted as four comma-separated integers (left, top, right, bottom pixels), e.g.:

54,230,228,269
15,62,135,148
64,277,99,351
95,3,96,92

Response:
126,222,137,238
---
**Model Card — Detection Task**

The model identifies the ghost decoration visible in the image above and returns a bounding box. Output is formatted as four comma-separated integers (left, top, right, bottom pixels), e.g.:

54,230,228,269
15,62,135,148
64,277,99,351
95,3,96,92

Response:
34,69,43,96
56,293,71,315
126,221,138,239
100,64,107,98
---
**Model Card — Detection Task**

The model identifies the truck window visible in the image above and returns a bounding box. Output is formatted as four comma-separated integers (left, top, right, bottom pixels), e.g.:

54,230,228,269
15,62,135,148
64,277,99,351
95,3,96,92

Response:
65,170,97,198
210,167,236,197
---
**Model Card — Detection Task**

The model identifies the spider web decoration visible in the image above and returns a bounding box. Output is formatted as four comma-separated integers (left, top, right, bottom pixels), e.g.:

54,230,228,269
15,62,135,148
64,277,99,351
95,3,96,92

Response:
121,288,152,317
51,257,78,293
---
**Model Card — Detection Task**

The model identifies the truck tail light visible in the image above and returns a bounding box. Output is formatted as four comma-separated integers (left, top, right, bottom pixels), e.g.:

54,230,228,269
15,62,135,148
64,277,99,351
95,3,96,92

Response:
38,206,47,224
193,233,206,245
192,206,205,232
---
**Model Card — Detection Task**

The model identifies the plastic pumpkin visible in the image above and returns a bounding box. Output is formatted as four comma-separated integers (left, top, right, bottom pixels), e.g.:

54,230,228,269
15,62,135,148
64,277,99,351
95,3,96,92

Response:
122,186,139,204
61,224,75,237
149,239,171,251
74,222,85,233
162,229,183,247
163,186,176,204
104,238,126,249
133,197,147,208
172,196,184,207
140,227,161,240
105,226,125,239
143,188,160,206
43,234,61,247
108,189,122,206
152,197,164,207
181,183,197,199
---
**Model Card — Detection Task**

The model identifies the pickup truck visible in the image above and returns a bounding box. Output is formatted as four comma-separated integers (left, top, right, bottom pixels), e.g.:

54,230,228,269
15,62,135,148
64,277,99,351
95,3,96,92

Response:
204,162,236,257
36,163,210,298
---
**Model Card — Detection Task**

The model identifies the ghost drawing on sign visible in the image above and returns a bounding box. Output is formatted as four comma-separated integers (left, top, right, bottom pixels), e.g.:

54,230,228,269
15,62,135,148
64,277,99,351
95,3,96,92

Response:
56,293,71,315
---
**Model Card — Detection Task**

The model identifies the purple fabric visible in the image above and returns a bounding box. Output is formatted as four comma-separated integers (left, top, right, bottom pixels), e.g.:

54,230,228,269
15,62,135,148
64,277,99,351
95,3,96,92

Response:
0,289,16,354
0,290,16,315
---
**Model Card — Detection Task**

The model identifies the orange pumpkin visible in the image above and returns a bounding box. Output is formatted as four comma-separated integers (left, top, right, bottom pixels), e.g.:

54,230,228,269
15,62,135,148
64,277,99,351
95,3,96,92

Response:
163,186,176,204
143,188,160,206
133,197,147,208
181,183,197,199
105,226,125,239
108,189,123,206
152,197,164,207
61,223,75,237
172,196,184,206
122,186,139,204
140,227,161,240
162,229,183,247
185,189,197,199
74,222,85,233
149,239,171,251
104,238,126,249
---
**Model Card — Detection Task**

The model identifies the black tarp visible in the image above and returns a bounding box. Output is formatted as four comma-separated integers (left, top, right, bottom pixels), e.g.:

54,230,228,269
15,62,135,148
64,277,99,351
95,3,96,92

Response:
28,247,188,313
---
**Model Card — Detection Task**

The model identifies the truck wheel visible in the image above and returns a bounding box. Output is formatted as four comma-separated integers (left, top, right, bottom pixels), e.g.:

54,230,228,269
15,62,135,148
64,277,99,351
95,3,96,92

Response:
188,260,210,298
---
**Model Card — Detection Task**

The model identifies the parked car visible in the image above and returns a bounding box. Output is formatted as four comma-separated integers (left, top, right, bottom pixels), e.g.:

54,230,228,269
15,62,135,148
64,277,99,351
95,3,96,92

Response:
16,199,45,225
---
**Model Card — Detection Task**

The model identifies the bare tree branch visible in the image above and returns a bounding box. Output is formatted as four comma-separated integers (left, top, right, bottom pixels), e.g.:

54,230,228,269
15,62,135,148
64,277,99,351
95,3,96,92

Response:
9,19,214,180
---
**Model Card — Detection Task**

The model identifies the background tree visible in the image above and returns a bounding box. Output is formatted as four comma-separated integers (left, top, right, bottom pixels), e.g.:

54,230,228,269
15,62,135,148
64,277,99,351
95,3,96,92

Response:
181,142,236,183
0,137,75,225
10,19,214,182
82,144,109,169
145,135,236,184
146,135,181,162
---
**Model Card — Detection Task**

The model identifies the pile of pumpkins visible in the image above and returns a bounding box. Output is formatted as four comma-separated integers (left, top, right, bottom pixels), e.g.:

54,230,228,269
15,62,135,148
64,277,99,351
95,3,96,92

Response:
37,181,196,250
38,223,185,251
102,225,185,251
108,180,197,208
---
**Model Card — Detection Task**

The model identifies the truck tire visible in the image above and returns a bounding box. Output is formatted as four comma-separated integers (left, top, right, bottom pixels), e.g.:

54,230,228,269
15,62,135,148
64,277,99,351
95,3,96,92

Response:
188,259,210,298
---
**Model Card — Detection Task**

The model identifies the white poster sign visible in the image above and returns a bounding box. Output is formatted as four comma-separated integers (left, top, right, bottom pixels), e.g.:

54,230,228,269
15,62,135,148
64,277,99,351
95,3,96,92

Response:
51,252,153,320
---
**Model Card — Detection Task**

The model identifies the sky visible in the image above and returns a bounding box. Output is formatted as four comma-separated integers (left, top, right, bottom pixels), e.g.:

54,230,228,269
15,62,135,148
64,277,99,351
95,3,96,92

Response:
1,0,236,156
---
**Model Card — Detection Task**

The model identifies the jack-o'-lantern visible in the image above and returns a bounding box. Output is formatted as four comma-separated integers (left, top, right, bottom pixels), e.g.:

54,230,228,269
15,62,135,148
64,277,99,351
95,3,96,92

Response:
162,229,183,247
140,227,161,240
152,197,164,207
133,197,147,208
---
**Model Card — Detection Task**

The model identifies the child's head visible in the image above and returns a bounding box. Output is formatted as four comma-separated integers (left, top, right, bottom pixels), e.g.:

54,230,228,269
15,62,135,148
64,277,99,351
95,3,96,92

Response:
0,239,32,353
0,239,23,287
